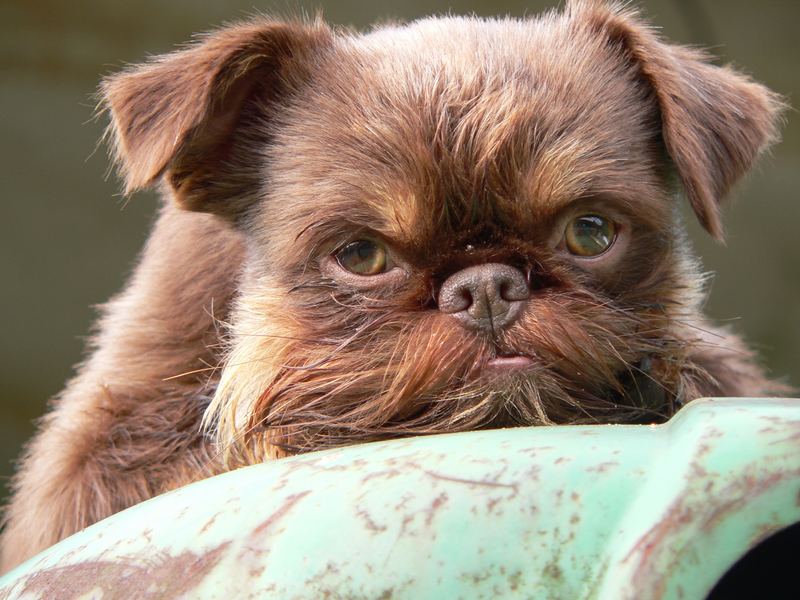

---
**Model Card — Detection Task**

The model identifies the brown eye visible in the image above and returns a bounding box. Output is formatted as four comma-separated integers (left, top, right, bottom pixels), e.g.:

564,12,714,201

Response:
565,215,616,257
335,240,389,275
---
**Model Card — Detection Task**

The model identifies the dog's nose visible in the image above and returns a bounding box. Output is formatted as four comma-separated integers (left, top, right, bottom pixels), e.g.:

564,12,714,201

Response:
438,263,529,333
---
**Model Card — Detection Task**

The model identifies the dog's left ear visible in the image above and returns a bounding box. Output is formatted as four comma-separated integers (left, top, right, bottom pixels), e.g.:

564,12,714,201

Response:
101,18,332,218
570,0,784,239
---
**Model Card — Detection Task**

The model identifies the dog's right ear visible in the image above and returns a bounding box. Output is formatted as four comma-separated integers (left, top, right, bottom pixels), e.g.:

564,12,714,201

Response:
101,19,331,218
567,0,784,240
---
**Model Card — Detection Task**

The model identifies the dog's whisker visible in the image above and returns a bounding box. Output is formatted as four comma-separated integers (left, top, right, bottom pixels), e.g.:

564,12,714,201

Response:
162,366,220,381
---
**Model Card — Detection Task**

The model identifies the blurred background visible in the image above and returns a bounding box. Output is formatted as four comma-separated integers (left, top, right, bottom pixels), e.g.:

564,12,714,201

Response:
0,0,797,506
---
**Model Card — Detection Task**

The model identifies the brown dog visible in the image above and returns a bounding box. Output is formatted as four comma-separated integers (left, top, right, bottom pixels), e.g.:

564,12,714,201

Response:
1,0,785,570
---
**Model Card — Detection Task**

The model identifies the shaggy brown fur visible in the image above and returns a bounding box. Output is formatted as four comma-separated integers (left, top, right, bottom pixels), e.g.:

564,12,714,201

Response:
1,0,786,570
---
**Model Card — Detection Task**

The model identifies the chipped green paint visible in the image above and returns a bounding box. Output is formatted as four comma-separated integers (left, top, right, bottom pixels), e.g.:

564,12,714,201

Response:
1,398,798,599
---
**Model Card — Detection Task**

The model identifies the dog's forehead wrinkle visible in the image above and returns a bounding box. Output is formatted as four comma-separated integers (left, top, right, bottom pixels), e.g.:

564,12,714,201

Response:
265,15,666,240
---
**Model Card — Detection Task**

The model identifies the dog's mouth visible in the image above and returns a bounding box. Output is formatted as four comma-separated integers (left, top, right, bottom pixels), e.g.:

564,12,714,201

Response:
483,353,534,372
473,342,537,378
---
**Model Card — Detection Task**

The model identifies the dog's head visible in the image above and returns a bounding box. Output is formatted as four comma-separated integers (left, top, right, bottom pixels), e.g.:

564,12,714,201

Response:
101,1,782,459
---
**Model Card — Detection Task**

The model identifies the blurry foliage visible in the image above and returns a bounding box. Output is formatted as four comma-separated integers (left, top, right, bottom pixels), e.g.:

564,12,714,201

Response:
1,0,798,505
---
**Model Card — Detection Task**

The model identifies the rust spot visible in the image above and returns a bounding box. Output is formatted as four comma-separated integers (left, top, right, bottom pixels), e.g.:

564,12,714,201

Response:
624,505,693,564
769,428,800,446
249,566,266,578
304,561,341,587
699,472,784,533
424,470,518,493
462,569,491,584
689,461,709,479
356,506,388,532
362,468,402,482
699,497,747,534
11,542,230,600
199,512,220,534
586,461,619,473
270,477,290,491
750,522,784,548
519,445,554,457
250,490,312,539
393,493,413,511
424,492,449,526
486,496,502,513
399,514,415,536
543,561,563,581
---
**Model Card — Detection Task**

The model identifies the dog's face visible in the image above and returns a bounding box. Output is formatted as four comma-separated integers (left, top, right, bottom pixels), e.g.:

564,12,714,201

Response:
102,1,781,458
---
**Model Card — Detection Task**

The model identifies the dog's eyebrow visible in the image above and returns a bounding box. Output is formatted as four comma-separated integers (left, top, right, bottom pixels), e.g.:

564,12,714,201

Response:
519,187,671,236
520,147,668,219
363,191,422,242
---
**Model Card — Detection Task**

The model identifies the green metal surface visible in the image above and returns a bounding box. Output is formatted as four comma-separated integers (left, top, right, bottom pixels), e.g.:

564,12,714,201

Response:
1,398,798,599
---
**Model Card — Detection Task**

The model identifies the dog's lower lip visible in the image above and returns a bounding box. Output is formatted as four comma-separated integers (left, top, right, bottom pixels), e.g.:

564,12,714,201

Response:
485,355,534,370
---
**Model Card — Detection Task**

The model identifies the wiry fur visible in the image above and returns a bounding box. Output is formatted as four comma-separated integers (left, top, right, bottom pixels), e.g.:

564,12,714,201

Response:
1,0,786,570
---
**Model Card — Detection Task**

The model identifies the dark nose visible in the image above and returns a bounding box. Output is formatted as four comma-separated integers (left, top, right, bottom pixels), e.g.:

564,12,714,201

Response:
438,263,529,333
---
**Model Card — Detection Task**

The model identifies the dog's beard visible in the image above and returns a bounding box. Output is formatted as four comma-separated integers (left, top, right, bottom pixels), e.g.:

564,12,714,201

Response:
207,281,684,462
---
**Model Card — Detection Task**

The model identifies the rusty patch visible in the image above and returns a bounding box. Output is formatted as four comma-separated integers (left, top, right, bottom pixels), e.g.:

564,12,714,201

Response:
355,506,388,532
199,512,220,534
542,561,563,581
424,470,518,493
362,468,402,482
768,428,800,446
250,490,312,539
249,565,266,578
424,492,449,526
624,466,800,598
586,461,619,473
6,542,230,600
699,472,785,534
486,496,503,513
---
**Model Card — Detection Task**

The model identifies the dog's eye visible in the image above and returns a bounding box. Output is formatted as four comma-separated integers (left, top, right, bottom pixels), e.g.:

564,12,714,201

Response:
565,215,616,257
335,240,389,275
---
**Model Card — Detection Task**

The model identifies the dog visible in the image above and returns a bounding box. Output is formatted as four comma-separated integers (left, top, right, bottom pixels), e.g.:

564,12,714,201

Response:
1,0,785,570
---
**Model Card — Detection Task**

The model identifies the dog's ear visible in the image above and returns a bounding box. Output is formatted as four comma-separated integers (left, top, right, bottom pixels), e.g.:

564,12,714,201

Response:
570,0,784,239
101,19,331,217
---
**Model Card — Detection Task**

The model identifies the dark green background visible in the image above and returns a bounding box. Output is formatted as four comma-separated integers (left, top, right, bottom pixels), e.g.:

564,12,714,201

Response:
1,0,798,504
